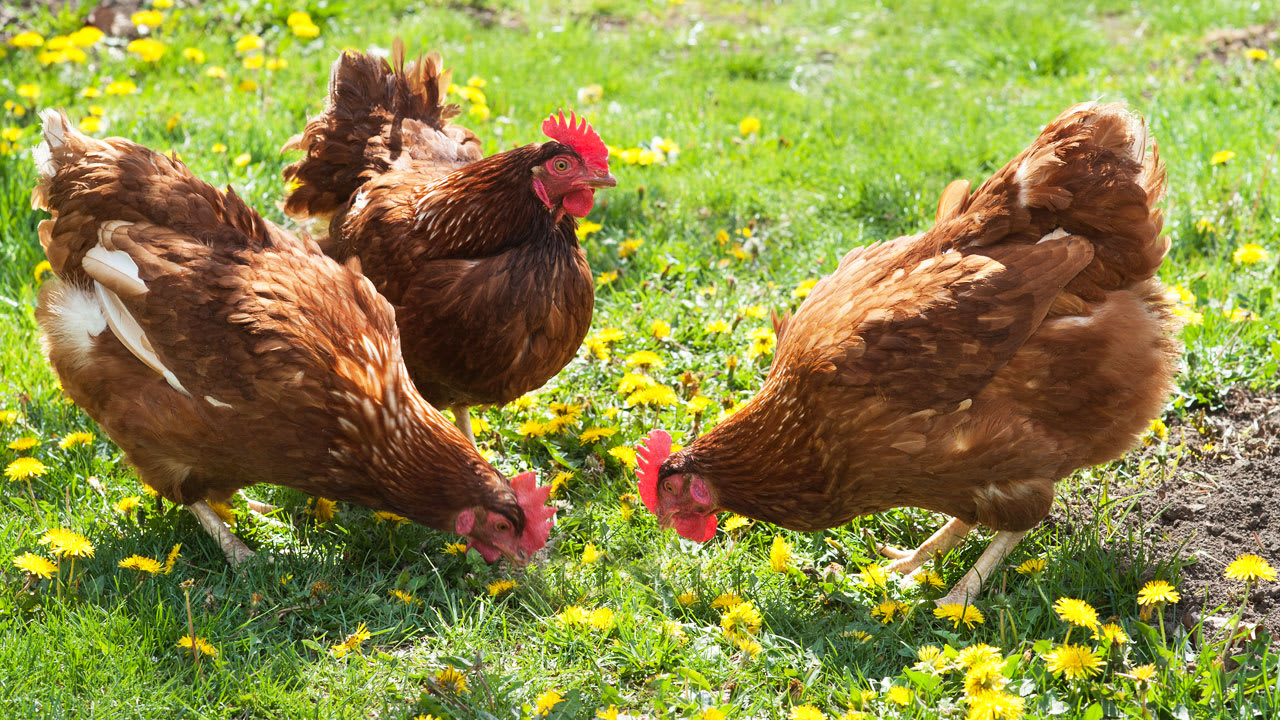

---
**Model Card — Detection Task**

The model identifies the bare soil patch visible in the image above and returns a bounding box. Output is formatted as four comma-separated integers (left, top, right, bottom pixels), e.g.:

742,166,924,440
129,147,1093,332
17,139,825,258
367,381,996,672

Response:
1121,390,1280,629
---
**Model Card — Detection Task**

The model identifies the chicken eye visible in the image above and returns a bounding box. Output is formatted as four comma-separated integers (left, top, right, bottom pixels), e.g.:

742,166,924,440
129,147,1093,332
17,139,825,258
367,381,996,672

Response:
495,520,510,533
552,158,571,173
663,479,677,494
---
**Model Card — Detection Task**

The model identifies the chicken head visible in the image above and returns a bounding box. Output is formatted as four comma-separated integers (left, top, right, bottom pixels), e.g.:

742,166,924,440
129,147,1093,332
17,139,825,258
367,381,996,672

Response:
637,430,718,542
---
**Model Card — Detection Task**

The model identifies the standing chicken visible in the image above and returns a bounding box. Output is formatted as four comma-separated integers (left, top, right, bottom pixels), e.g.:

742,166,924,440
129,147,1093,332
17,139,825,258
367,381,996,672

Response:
282,42,615,442
31,110,555,565
635,103,1179,605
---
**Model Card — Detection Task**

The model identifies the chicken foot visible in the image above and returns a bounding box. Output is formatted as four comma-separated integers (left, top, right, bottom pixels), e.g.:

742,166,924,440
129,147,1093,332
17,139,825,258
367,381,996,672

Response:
879,517,971,576
936,529,1028,607
450,404,475,446
188,500,255,566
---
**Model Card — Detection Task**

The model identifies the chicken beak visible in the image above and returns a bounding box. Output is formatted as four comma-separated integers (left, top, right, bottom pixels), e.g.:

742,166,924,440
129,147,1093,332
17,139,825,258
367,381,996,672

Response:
584,172,617,189
513,548,531,565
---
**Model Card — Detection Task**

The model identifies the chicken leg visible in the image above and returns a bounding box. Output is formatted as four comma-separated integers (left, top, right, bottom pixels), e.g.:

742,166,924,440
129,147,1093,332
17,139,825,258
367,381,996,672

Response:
188,500,255,566
450,404,475,445
879,517,971,576
936,529,1027,607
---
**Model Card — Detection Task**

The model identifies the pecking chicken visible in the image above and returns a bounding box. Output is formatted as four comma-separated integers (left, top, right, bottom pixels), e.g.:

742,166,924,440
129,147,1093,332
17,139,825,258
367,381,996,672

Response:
31,110,555,565
635,102,1180,605
281,41,615,442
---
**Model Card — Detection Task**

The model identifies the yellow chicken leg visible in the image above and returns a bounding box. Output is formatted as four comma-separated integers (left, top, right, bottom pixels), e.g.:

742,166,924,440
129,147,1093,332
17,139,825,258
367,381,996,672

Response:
936,529,1028,607
188,500,255,566
880,517,971,576
450,405,475,446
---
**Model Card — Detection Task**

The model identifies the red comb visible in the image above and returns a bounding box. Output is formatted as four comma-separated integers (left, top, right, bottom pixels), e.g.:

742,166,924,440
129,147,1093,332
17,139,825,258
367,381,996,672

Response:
542,111,609,173
511,471,556,554
636,429,672,514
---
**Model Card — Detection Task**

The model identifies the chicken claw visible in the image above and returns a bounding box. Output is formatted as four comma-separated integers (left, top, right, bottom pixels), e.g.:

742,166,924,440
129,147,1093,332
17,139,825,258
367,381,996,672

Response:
880,517,971,576
188,500,255,566
936,529,1028,607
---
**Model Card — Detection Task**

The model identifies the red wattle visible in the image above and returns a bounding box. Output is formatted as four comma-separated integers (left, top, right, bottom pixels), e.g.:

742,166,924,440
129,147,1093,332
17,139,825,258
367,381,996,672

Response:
563,189,595,218
467,540,502,562
636,430,671,513
673,513,717,542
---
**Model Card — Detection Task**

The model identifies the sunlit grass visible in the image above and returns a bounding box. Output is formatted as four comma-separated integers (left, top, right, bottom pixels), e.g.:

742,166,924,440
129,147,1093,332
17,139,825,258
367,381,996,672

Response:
2,0,1279,718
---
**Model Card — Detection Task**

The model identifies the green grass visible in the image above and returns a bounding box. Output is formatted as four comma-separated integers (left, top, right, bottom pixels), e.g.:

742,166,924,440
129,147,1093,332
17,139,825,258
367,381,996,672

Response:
2,1,1280,718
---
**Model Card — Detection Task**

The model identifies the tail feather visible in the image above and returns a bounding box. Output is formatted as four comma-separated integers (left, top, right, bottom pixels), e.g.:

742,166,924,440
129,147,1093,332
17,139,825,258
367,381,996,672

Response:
281,39,482,224
932,102,1166,300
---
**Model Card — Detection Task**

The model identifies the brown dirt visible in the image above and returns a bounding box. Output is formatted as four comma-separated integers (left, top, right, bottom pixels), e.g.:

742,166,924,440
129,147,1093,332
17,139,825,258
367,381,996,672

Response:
1117,389,1280,630
1198,23,1279,65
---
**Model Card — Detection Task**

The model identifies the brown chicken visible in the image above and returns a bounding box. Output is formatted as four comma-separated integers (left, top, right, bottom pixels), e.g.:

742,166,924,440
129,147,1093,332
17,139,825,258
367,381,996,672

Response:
636,102,1180,605
31,110,555,565
281,42,615,442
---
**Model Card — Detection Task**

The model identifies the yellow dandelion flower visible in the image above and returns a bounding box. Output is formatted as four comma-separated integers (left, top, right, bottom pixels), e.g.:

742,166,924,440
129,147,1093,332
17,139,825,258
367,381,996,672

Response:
769,535,792,572
576,220,604,239
113,495,142,514
205,66,227,79
488,579,517,596
957,643,1002,669
9,32,44,48
915,569,947,590
163,543,182,574
886,686,912,706
177,634,219,657
390,589,423,606
578,427,616,443
1,127,21,143
963,690,1024,720
871,600,907,624
242,54,264,70
1245,48,1270,60
126,38,165,62
0,410,17,424
8,436,39,452
744,327,776,360
330,622,371,658
581,543,603,564
917,644,944,664
547,470,573,497
792,278,818,299
131,10,164,27
1225,554,1277,582
1232,243,1272,265
1128,664,1157,683
789,706,827,720
105,80,139,95
676,592,698,605
79,116,102,133
705,319,731,334
935,603,985,629
308,497,336,522
1136,580,1180,606
182,47,206,63
287,11,313,27
719,600,762,636
13,553,57,579
963,661,1009,698
730,633,763,657
1053,597,1099,628
588,607,616,632
80,87,101,98
292,22,320,39
1015,557,1047,575
859,564,888,589
38,528,94,558
233,152,252,168
238,79,258,92
59,431,93,449
435,666,468,692
596,269,618,287
517,419,552,438
597,705,619,720
68,27,102,47
739,116,761,135
1210,150,1235,165
533,689,565,716
17,84,40,100
626,350,664,367
443,542,468,555
626,385,678,407
1043,643,1104,680
372,511,409,525
711,592,743,608
1093,623,1129,645
608,446,637,467
236,35,263,53
6,457,49,481
119,555,162,574
651,319,671,339
722,514,751,532
619,238,644,258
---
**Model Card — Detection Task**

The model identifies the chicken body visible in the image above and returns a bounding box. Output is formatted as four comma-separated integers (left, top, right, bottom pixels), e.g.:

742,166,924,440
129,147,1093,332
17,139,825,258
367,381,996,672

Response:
32,111,553,564
282,42,612,440
640,103,1180,604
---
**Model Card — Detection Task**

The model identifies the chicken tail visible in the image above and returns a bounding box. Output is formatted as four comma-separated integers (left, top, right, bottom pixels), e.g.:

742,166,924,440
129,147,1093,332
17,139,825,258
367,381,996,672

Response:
281,39,480,227
933,101,1166,298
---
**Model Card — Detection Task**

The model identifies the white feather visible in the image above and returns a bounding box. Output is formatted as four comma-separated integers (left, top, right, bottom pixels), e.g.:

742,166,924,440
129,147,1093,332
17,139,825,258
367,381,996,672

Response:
93,280,189,395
